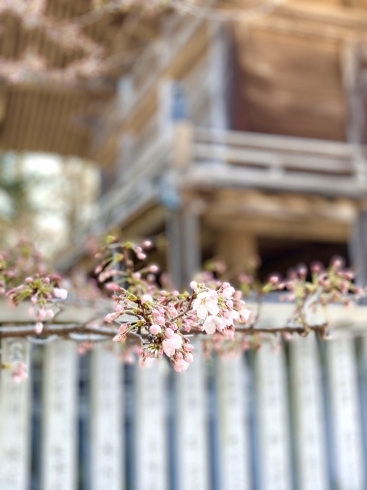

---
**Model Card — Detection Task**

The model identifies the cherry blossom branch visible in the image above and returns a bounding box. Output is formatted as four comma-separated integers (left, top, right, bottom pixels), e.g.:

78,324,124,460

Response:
0,235,362,377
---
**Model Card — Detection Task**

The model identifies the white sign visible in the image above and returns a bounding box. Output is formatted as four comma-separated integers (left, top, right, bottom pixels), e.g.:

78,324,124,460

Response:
135,360,168,490
41,340,78,490
90,344,124,490
256,342,292,490
327,337,365,490
176,340,209,490
291,334,328,490
217,354,251,490
0,339,31,490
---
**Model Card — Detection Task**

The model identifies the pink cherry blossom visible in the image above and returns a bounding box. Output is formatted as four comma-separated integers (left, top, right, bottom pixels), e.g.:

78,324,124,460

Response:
192,290,219,319
162,339,176,356
173,359,189,372
162,333,182,356
221,283,235,299
203,315,225,334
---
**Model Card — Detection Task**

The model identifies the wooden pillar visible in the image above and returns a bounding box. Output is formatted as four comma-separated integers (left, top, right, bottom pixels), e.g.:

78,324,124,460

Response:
327,336,365,489
217,355,251,490
41,340,78,490
341,41,367,184
342,42,365,146
291,334,328,490
117,132,136,179
349,210,367,285
135,361,168,490
117,75,135,117
208,22,230,130
90,344,124,490
217,230,258,279
166,208,201,290
0,339,31,490
160,77,200,289
256,342,292,490
176,340,209,490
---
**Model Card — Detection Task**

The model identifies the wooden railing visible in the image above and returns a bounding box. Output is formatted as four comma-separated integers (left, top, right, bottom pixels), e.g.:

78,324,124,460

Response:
190,128,367,197
1,301,367,490
93,125,367,237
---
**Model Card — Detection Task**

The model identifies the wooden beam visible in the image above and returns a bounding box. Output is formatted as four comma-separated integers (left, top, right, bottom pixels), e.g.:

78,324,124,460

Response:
204,214,352,243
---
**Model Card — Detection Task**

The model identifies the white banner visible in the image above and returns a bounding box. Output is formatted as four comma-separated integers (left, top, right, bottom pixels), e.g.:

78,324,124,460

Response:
176,340,209,490
0,339,31,490
135,359,168,490
90,344,124,490
41,340,78,490
327,337,365,490
291,334,328,490
256,342,292,490
217,354,251,490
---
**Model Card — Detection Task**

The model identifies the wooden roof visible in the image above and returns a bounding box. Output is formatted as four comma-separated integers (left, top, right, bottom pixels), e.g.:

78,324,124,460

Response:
0,0,163,158
2,0,367,159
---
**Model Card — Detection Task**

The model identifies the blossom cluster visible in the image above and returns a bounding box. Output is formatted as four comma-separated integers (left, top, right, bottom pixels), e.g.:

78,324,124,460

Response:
96,237,251,371
0,236,363,378
104,281,252,372
7,276,68,334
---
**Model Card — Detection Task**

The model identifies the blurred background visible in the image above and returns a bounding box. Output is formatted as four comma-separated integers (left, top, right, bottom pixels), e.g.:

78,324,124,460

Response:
2,0,367,489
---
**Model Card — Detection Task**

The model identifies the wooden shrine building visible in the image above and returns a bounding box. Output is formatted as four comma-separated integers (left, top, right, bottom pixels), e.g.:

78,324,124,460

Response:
85,0,367,286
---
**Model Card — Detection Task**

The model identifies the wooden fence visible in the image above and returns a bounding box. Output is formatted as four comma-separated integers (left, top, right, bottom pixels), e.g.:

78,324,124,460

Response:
1,327,367,490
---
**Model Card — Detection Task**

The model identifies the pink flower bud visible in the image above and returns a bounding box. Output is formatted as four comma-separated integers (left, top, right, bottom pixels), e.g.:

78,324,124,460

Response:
35,322,43,334
184,353,194,363
104,313,116,323
149,264,159,273
115,304,124,313
150,324,161,335
173,359,189,372
45,309,54,319
190,281,197,290
119,324,128,334
53,288,68,300
141,294,152,304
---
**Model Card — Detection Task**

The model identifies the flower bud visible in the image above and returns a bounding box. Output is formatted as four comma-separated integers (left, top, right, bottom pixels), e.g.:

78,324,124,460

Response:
150,324,161,335
53,288,68,300
35,322,43,334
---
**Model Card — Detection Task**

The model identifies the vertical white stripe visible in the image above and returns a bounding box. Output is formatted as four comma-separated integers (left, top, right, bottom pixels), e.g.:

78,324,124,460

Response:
176,340,209,490
135,360,168,490
90,344,124,490
327,337,365,490
0,339,31,490
41,340,78,490
217,354,251,490
257,342,292,490
291,334,329,490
